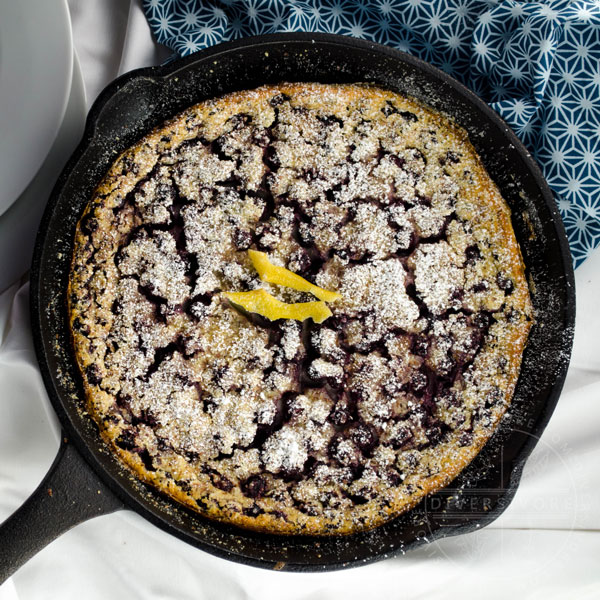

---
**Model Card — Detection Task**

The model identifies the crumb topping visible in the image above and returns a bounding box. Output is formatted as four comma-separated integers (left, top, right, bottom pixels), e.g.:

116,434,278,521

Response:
69,83,532,535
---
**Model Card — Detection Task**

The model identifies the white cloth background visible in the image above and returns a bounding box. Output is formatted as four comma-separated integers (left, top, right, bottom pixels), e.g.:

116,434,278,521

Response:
1,1,599,597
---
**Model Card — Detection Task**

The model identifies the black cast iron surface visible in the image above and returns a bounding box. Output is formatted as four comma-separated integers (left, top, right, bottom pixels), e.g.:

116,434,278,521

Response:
1,34,575,579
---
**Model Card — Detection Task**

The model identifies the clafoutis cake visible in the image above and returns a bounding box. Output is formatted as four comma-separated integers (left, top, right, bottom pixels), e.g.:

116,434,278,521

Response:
69,83,532,535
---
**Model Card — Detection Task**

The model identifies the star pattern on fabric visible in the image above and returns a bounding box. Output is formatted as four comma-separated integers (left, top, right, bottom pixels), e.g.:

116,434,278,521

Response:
143,0,600,267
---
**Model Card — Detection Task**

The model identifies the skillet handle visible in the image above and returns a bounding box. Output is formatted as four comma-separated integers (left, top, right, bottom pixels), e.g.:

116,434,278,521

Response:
0,437,124,584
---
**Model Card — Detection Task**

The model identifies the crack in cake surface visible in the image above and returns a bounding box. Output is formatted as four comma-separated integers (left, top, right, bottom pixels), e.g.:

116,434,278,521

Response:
69,83,533,535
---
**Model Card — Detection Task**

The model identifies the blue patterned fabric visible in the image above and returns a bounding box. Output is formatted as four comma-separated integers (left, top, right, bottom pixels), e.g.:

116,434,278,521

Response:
143,0,600,267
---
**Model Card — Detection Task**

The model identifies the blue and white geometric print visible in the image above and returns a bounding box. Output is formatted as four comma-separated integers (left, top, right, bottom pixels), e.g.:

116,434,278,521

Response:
143,0,600,267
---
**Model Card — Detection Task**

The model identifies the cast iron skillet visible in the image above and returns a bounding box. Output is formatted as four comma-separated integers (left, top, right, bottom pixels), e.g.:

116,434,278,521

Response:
0,33,575,580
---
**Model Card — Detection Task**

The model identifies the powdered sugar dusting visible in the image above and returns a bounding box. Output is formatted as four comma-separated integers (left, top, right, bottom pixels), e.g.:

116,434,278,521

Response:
412,242,464,314
70,83,533,535
339,259,420,332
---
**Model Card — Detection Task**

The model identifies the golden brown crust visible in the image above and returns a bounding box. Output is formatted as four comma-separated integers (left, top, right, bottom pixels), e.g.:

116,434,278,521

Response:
68,83,532,535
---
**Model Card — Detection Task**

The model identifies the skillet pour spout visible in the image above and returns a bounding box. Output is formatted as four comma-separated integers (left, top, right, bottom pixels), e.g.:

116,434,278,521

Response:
0,33,574,580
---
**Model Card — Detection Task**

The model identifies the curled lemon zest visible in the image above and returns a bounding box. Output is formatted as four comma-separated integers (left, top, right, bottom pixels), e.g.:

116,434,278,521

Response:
223,289,332,323
248,249,341,302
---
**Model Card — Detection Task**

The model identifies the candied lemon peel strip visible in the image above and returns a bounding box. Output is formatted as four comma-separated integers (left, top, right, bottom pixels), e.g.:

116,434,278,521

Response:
248,250,341,302
223,289,332,324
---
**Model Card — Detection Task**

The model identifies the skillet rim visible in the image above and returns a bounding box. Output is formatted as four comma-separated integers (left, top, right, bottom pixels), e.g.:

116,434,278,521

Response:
29,32,576,571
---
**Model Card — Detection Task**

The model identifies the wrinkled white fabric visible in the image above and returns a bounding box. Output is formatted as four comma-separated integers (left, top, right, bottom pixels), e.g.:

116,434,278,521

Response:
67,0,170,107
0,1,599,597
